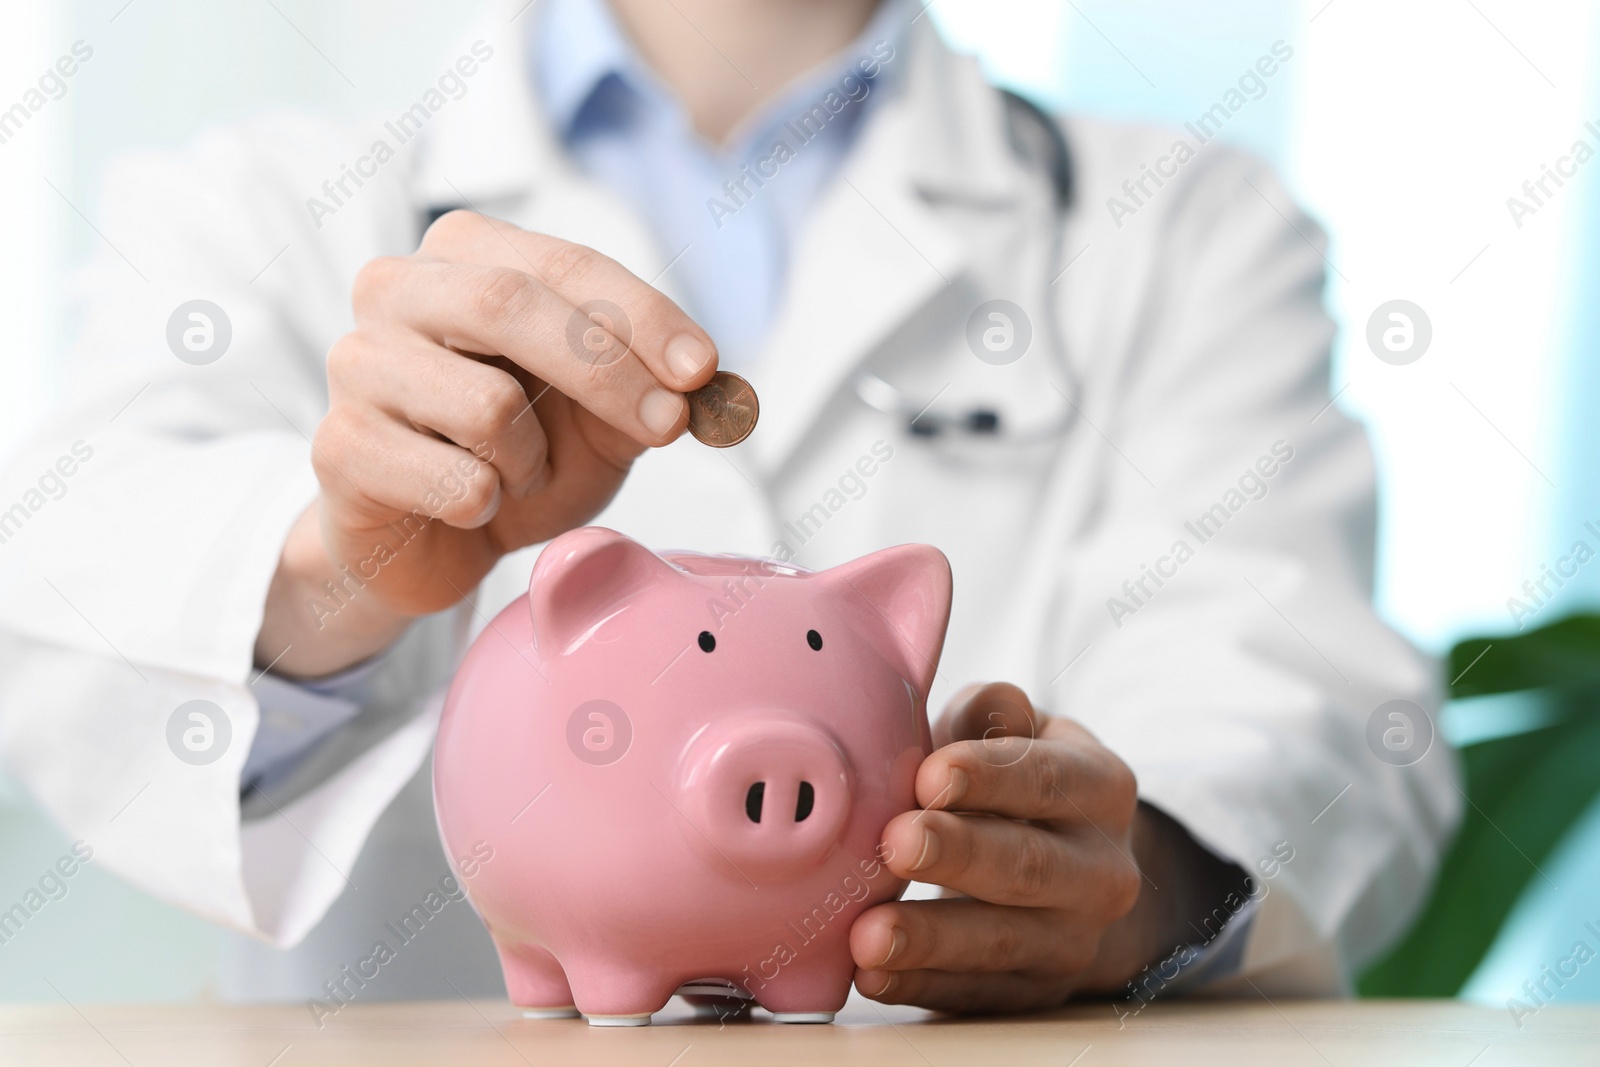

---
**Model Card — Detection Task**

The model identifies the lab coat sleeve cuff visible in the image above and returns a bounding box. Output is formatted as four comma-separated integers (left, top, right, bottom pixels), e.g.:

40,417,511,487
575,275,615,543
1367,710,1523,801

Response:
241,656,387,793
239,694,443,947
1149,896,1260,996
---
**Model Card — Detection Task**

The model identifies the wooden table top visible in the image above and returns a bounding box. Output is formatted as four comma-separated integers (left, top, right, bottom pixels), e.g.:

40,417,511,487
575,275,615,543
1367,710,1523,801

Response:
0,994,1592,1066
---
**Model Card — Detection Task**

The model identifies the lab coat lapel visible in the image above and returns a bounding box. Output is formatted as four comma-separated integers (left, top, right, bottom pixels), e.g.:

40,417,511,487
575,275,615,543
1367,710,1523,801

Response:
409,1,558,214
746,19,1024,473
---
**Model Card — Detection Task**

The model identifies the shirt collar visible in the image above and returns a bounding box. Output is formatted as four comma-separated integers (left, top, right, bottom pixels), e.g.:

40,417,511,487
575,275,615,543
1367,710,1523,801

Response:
534,0,647,139
533,0,909,151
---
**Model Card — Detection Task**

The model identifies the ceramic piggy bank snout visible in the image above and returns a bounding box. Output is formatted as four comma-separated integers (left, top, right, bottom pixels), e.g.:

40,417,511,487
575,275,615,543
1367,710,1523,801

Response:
679,716,853,881
434,527,953,1026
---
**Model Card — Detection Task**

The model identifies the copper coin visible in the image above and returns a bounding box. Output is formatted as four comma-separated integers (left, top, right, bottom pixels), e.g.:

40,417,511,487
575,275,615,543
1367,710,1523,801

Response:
687,371,759,447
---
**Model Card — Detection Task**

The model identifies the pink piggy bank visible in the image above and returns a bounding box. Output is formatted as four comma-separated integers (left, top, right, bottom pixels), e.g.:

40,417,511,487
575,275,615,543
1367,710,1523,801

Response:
434,526,952,1025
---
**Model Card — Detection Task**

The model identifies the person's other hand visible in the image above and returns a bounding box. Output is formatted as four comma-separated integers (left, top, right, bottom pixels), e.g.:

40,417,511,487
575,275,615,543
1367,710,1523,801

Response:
258,210,718,675
850,682,1244,1013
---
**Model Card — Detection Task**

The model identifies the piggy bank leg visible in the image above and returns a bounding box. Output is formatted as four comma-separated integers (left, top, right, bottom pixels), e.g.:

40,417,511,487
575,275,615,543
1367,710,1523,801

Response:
493,940,578,1019
564,963,679,1027
748,955,852,1024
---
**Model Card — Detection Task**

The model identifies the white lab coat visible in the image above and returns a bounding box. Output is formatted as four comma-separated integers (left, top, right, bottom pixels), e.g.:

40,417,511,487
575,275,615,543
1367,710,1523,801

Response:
0,3,1457,1002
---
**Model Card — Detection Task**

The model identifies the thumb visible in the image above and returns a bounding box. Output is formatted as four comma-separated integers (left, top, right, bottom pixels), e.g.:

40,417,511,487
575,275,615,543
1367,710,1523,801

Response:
932,681,1041,749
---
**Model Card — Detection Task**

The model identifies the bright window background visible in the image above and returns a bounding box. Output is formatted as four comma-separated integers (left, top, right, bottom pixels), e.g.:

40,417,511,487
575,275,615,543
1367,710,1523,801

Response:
0,0,1595,1003
0,4,62,465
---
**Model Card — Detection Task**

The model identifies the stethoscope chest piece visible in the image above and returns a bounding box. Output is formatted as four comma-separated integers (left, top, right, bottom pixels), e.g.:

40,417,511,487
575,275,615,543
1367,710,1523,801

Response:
853,373,1073,446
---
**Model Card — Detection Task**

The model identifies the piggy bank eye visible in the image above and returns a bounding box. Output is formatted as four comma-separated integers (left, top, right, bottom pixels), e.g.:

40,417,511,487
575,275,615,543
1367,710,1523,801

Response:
698,631,716,652
806,629,823,651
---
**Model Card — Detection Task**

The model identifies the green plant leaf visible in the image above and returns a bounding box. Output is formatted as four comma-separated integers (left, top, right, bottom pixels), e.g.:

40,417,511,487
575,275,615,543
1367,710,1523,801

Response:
1359,698,1600,995
1359,613,1600,996
1449,614,1600,699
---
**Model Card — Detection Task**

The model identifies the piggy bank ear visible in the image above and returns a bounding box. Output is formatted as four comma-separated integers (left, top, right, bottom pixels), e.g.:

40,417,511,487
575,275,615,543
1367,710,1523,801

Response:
529,527,682,656
821,544,953,698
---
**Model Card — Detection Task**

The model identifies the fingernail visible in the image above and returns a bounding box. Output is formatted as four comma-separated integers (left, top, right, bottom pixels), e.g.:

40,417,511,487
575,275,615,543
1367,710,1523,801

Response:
879,927,907,967
910,827,940,872
941,767,968,809
639,388,683,439
464,480,502,528
665,335,711,380
862,970,897,998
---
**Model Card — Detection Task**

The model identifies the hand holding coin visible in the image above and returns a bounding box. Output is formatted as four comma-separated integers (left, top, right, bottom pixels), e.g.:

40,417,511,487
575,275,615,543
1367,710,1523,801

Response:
687,372,759,447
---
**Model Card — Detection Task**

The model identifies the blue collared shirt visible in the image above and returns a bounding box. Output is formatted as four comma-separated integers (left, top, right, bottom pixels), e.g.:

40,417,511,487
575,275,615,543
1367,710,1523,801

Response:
531,0,905,365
